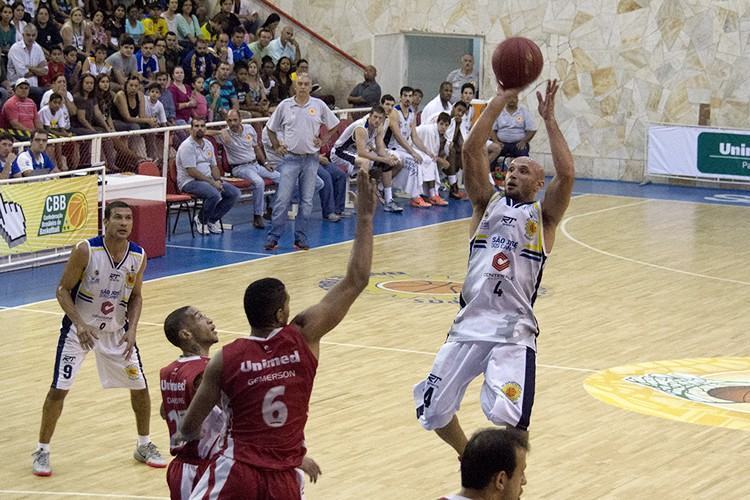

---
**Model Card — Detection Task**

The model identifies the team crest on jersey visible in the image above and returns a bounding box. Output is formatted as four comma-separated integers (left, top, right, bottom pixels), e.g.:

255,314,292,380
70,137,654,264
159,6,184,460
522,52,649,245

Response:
524,219,538,239
125,272,136,288
501,382,522,403
125,364,140,380
318,271,462,305
308,107,317,116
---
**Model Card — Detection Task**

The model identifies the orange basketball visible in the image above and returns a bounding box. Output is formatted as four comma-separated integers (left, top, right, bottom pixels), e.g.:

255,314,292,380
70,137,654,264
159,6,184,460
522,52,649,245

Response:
67,193,88,229
492,37,544,89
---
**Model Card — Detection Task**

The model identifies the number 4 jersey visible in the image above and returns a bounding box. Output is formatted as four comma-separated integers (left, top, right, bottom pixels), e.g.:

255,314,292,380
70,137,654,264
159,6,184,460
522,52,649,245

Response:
160,356,226,462
218,324,318,470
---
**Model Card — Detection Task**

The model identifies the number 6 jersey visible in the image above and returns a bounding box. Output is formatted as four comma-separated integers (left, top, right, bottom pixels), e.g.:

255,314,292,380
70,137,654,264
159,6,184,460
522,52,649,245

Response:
448,193,548,350
218,324,318,470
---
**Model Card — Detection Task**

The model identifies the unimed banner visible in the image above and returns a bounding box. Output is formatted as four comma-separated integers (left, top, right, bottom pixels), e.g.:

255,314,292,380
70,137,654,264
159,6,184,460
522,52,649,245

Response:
0,174,98,256
648,125,750,181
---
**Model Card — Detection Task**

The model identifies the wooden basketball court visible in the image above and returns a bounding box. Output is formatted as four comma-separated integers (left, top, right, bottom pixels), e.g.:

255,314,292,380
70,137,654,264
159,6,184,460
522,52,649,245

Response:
3,193,750,499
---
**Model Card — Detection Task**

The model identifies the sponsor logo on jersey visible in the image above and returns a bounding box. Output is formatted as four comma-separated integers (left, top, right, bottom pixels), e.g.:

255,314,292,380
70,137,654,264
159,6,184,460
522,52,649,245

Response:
161,379,186,392
125,364,140,380
492,252,510,272
62,355,76,364
491,235,518,251
240,350,301,372
101,301,115,315
501,216,516,226
99,289,121,299
501,382,522,403
584,357,750,431
109,273,121,282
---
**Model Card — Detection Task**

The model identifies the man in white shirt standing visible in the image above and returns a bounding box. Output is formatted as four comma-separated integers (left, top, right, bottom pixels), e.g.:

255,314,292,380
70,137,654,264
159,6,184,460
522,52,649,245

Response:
446,54,479,104
176,118,241,235
7,24,47,101
265,72,339,251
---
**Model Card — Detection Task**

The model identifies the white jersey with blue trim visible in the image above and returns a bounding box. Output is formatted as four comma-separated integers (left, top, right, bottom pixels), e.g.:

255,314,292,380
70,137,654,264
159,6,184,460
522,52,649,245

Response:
387,104,414,151
61,236,146,335
333,116,375,154
448,193,547,349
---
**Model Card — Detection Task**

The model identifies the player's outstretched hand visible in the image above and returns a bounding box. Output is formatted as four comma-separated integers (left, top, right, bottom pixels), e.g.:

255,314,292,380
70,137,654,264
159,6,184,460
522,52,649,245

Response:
75,323,99,350
300,455,322,483
537,79,560,121
356,169,377,220
119,329,136,359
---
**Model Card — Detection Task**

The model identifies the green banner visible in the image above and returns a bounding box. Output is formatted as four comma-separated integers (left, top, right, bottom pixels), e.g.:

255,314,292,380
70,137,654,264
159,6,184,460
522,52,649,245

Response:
0,175,98,256
697,132,750,177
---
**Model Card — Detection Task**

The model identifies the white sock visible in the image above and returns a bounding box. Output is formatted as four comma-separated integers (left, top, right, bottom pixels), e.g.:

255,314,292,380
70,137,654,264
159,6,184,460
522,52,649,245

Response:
429,187,438,197
384,187,393,203
37,442,50,452
137,435,150,446
448,175,457,185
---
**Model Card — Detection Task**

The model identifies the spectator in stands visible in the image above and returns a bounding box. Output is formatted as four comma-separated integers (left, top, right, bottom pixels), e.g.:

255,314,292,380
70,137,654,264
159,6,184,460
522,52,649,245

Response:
169,65,195,122
11,2,28,44
164,32,183,74
234,2,259,37
420,81,453,124
259,55,277,103
218,109,278,229
106,35,138,92
198,13,221,44
204,61,238,120
62,45,81,83
155,71,177,124
154,37,168,74
176,117,241,235
248,27,272,63
348,65,381,108
145,82,167,127
10,129,57,176
49,0,72,25
411,88,423,125
95,72,146,171
136,36,159,82
82,45,113,77
38,92,72,169
113,75,156,157
446,53,479,104
176,0,201,45
415,111,450,206
33,5,61,56
271,56,292,104
206,80,221,121
229,26,253,64
72,73,109,134
264,72,339,251
267,25,300,64
125,4,145,45
107,4,127,43
60,7,89,55
445,100,468,200
40,75,74,130
259,12,280,37
162,0,180,35
90,10,110,52
1,78,40,138
181,37,215,84
212,31,234,68
7,24,47,99
143,5,168,38
38,45,64,87
216,0,241,36
490,93,537,162
190,75,208,120
237,59,267,117
0,5,15,64
0,132,16,179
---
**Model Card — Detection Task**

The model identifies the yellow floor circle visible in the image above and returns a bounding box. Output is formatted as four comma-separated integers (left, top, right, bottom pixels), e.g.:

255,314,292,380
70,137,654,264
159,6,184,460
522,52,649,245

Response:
584,357,750,431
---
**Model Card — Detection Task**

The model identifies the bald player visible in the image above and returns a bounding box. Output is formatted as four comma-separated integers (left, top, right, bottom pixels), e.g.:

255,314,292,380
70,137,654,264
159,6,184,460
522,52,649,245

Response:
413,80,574,455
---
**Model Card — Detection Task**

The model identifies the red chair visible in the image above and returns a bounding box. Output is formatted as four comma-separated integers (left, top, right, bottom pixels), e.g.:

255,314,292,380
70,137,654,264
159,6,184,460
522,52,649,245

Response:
162,159,196,238
208,136,252,190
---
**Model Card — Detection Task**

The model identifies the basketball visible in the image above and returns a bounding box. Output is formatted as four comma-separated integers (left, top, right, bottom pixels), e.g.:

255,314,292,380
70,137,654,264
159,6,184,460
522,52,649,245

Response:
492,37,544,89
66,193,88,230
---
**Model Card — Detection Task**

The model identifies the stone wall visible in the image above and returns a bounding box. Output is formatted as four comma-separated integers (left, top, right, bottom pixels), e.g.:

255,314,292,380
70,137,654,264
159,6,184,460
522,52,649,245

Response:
257,0,750,181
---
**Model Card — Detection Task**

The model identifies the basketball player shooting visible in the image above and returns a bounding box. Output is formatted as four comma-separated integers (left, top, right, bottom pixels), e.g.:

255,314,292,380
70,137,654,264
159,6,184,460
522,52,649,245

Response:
413,79,575,456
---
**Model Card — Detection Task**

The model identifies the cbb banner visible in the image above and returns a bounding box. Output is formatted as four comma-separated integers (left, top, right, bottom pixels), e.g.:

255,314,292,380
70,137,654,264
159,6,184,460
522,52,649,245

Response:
0,175,98,256
648,125,750,181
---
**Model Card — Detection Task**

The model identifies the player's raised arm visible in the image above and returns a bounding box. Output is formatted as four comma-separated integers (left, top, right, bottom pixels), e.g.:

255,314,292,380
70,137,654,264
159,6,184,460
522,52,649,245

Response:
463,87,519,234
180,351,223,441
294,172,376,356
537,80,574,250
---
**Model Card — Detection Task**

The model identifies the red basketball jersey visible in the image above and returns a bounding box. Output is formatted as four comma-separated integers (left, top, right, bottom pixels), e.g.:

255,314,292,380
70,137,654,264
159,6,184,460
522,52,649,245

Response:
160,356,226,463
218,324,318,469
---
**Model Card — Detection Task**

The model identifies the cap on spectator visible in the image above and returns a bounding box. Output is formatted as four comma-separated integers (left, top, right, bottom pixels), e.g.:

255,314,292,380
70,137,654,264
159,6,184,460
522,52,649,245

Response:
13,78,30,88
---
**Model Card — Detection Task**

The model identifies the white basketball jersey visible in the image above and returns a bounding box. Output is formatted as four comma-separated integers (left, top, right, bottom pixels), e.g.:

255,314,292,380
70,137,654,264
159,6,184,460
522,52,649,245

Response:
448,193,547,349
333,116,375,153
388,104,414,151
62,236,146,335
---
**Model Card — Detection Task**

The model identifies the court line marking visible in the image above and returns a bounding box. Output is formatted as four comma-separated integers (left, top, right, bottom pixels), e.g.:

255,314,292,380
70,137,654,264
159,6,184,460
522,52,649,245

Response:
0,306,597,374
166,244,268,256
0,491,168,499
561,199,750,286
